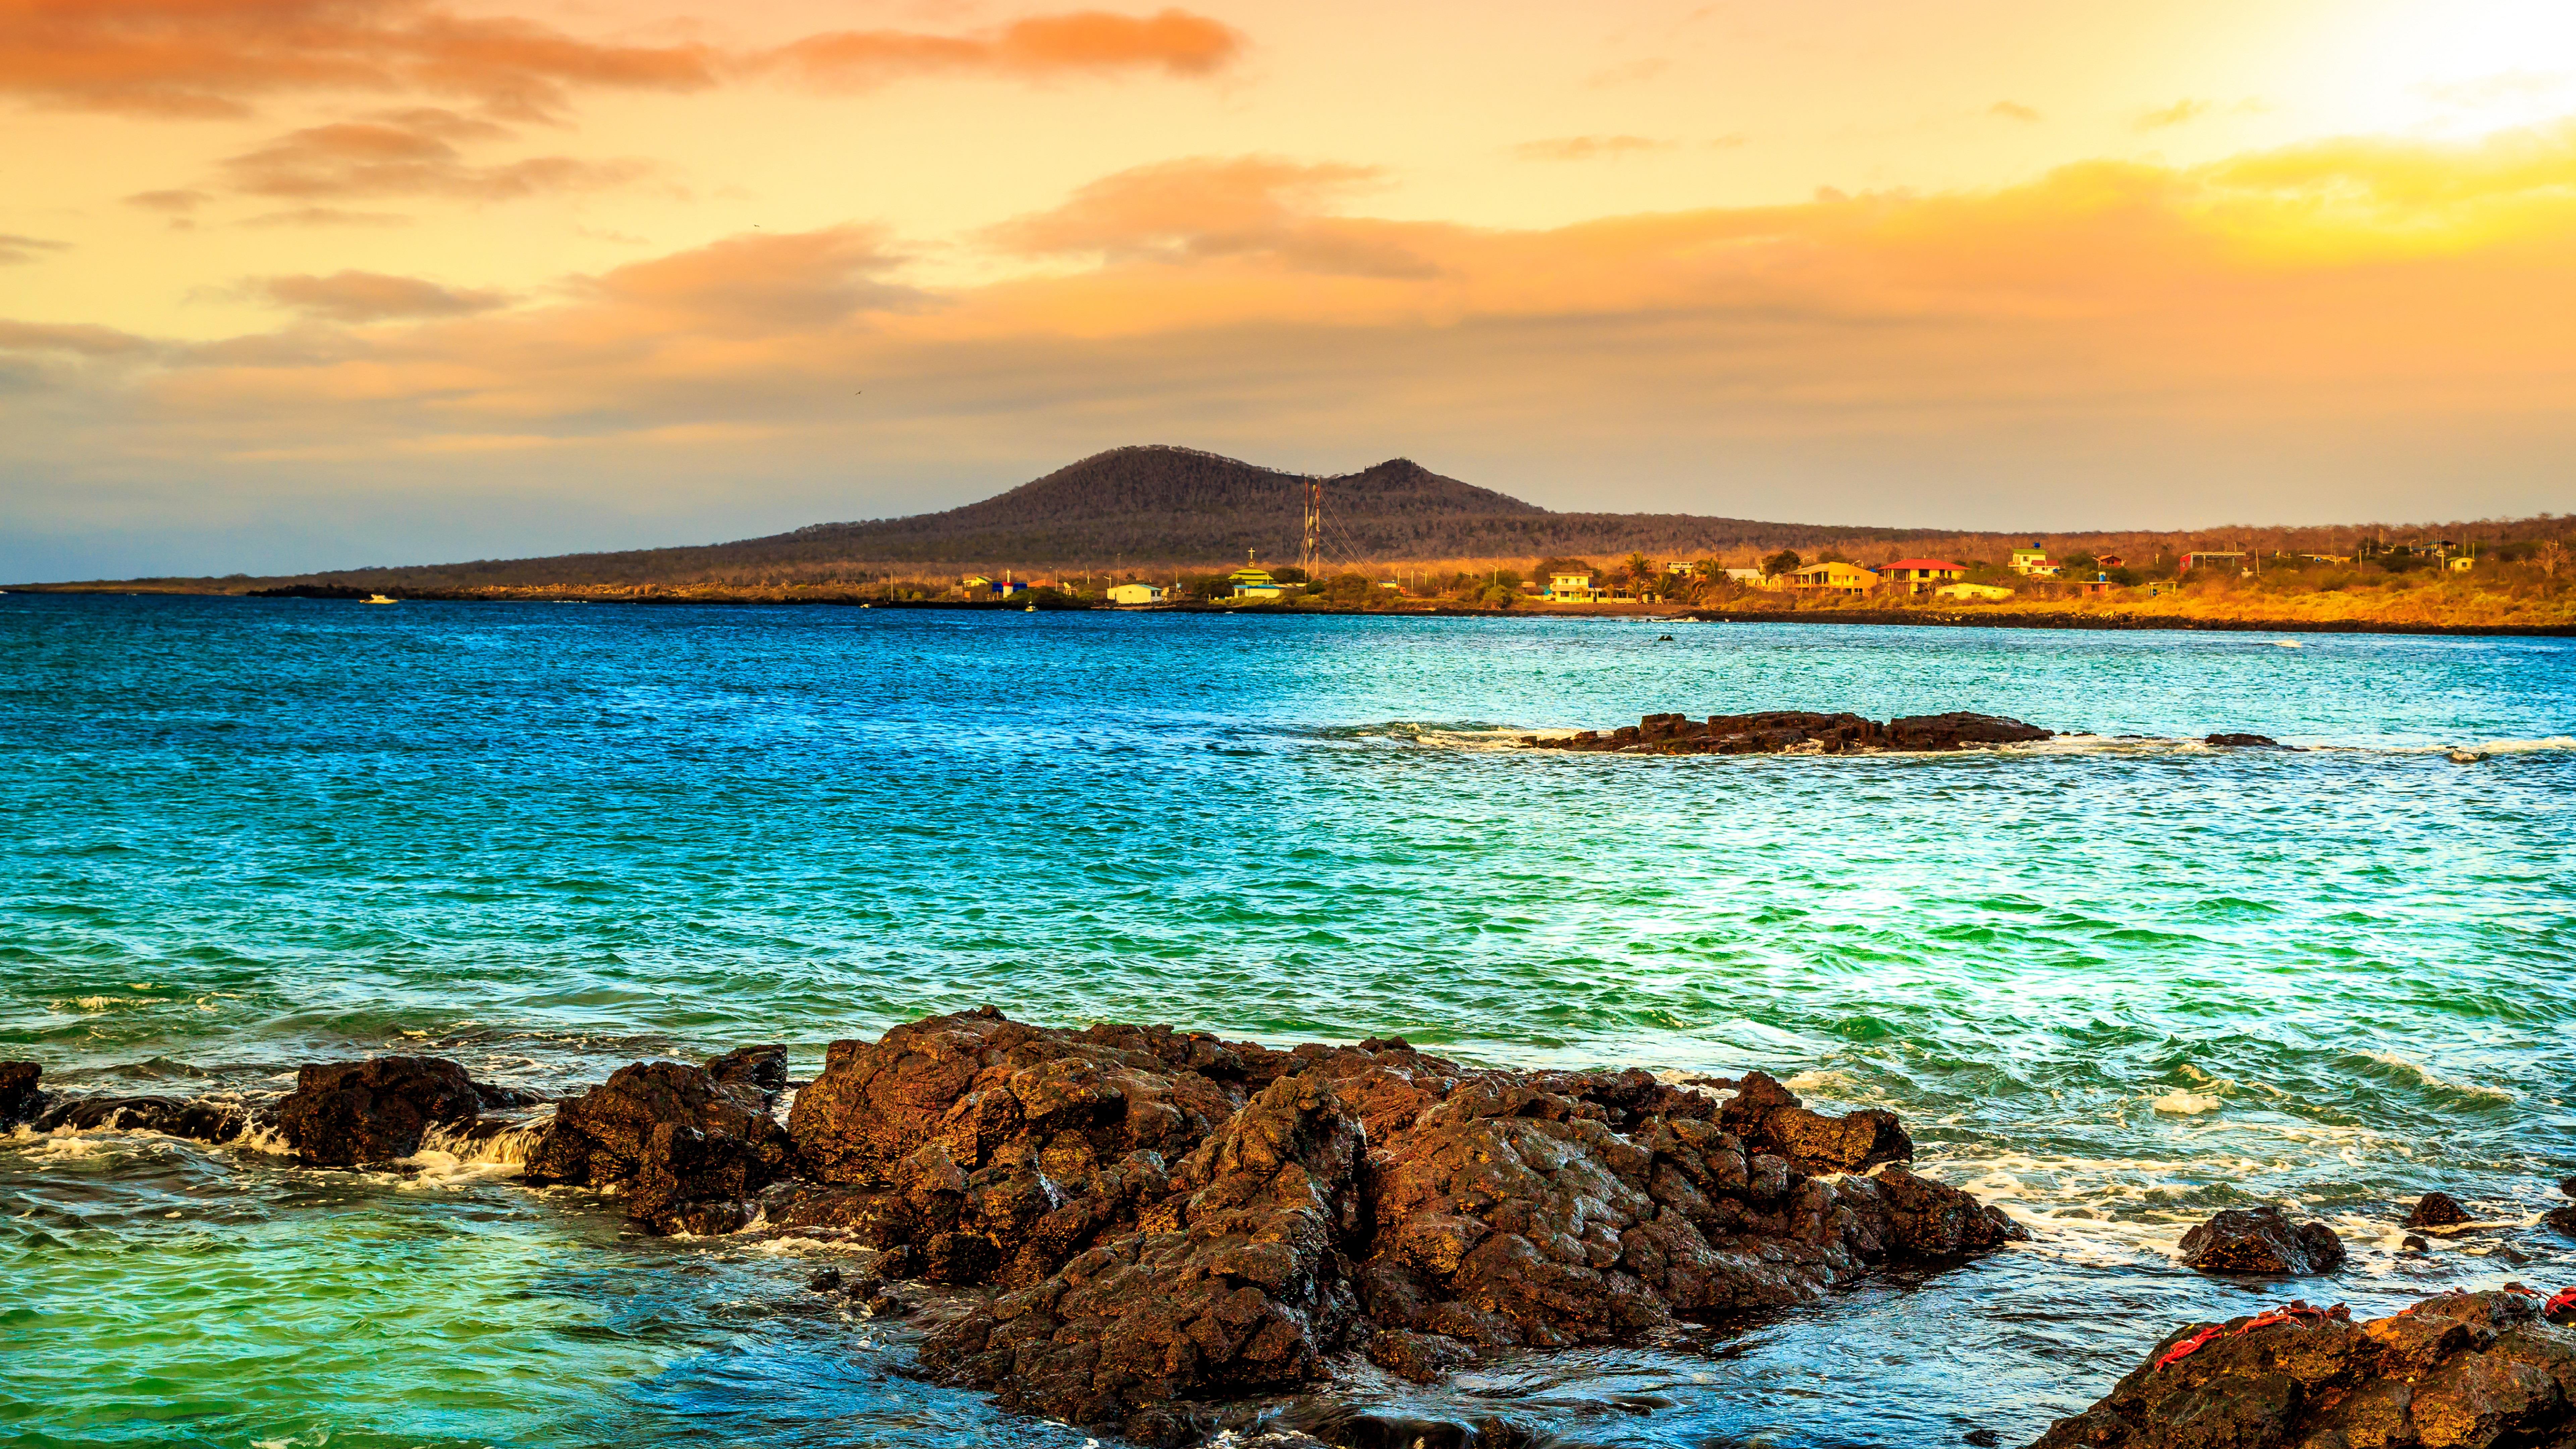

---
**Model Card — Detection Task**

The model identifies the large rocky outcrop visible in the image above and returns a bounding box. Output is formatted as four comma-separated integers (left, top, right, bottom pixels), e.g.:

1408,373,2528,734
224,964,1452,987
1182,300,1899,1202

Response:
2177,1206,2347,1276
1522,710,2052,755
2,1060,44,1125
783,1009,2022,1444
2031,1289,2576,1448
525,1056,793,1234
277,1056,482,1166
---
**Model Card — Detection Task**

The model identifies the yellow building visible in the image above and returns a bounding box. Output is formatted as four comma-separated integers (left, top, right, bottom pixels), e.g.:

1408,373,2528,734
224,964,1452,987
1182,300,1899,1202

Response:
1105,583,1167,604
1935,582,2016,602
1547,572,1606,602
1788,561,1880,594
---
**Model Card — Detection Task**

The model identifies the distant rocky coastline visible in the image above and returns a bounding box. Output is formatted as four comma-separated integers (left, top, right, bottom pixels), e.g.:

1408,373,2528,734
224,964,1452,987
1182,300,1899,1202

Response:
9,1013,2575,1448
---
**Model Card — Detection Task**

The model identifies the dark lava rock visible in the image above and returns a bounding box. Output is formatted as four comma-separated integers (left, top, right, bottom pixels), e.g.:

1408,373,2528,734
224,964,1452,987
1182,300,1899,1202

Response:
1963,1431,2001,1447
1883,712,2055,750
919,1071,1366,1443
2031,1289,2576,1449
1366,1329,1476,1384
524,1059,792,1234
2402,1234,2431,1254
1534,709,2051,756
707,1044,789,1100
34,1093,248,1142
2404,1190,2473,1229
798,1008,2021,1444
2546,1205,2576,1238
1720,1070,1913,1174
2177,1206,2346,1276
2204,733,2283,747
0,1061,40,1125
277,1057,481,1167
2560,1174,2576,1198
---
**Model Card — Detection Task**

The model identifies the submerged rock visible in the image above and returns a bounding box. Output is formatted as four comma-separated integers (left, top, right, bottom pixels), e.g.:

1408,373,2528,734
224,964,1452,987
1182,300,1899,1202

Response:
1528,710,2052,755
524,1059,792,1234
2177,1206,2346,1276
2030,1289,2576,1449
789,1008,2022,1444
34,1093,248,1143
2204,732,2283,747
277,1056,481,1167
1,1060,41,1125
2404,1190,2472,1229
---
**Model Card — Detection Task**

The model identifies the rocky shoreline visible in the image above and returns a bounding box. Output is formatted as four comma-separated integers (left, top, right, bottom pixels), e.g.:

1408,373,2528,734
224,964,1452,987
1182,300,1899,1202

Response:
7,1013,2575,1448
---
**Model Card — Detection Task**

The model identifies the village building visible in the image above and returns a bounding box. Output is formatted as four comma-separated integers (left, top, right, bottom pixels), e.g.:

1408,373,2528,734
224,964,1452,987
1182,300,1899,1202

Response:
2179,551,2249,573
1788,561,1880,594
1105,583,1168,604
2009,545,2059,577
2449,555,2476,572
1935,583,2015,602
2094,554,2125,568
1547,572,1606,602
1876,558,1969,594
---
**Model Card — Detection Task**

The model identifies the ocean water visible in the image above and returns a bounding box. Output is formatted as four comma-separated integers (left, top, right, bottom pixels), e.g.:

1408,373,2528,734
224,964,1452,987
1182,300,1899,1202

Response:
3,593,2571,1449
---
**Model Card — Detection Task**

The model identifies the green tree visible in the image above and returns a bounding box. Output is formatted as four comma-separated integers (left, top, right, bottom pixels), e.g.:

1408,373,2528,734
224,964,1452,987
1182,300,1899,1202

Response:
1623,551,1657,598
1762,549,1802,579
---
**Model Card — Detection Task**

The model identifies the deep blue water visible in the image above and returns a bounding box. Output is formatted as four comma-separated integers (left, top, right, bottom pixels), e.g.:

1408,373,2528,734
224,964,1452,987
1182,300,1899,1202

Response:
3,593,2572,1449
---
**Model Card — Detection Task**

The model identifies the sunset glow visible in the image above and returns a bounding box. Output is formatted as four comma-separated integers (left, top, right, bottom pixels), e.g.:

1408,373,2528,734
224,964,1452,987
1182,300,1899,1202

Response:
4,0,2573,576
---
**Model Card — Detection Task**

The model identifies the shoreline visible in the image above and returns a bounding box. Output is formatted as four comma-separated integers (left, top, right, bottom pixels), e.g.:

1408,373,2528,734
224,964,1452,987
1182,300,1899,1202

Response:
12,584,2574,638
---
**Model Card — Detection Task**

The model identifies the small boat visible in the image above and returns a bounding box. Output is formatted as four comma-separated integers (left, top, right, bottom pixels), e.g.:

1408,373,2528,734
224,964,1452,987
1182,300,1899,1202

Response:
1024,604,1036,612
365,593,398,604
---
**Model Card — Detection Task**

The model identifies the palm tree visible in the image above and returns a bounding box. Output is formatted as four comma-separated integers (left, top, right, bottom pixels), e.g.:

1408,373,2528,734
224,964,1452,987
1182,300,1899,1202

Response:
1624,551,1656,600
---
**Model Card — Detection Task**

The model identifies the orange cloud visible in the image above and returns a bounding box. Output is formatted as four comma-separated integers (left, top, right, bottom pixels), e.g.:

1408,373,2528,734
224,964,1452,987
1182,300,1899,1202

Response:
0,232,68,264
984,156,1438,276
220,116,650,198
0,0,1243,118
123,187,208,213
759,9,1244,89
1989,101,2041,122
0,0,717,119
9,126,2576,535
256,270,509,320
0,319,153,354
1511,135,1672,162
240,206,411,228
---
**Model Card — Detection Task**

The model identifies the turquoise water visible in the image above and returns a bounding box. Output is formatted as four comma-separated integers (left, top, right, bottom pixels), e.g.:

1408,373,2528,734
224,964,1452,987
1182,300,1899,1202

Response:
4,594,2572,1448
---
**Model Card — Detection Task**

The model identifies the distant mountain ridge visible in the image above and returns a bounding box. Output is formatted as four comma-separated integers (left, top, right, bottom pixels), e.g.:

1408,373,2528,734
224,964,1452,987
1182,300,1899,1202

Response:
162,445,1995,591
27,444,2552,593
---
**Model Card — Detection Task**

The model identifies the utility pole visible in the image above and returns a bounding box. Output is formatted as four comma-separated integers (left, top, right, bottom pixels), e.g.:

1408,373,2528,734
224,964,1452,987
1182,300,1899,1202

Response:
1301,478,1322,577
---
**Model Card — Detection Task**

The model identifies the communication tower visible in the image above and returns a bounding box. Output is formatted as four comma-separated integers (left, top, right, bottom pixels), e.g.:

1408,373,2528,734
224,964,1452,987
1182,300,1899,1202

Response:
1300,478,1322,576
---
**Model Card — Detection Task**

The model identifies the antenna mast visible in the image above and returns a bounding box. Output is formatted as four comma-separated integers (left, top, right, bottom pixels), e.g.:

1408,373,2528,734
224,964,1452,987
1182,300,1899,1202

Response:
1300,478,1322,576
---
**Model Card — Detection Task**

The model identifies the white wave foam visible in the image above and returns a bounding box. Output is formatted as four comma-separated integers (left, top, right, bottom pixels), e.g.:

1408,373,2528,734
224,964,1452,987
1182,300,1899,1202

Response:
2362,1052,2516,1101
2151,1090,2223,1115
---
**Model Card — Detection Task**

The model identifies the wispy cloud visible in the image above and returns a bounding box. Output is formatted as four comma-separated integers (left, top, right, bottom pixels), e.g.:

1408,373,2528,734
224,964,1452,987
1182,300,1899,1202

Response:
1512,135,1673,162
757,9,1245,90
253,271,512,322
1989,101,2042,123
0,233,69,265
2138,98,2214,130
219,117,652,200
0,0,1247,119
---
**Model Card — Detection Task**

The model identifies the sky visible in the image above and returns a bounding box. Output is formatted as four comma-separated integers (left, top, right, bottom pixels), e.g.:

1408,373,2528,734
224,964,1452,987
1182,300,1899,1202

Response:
3,0,2574,578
